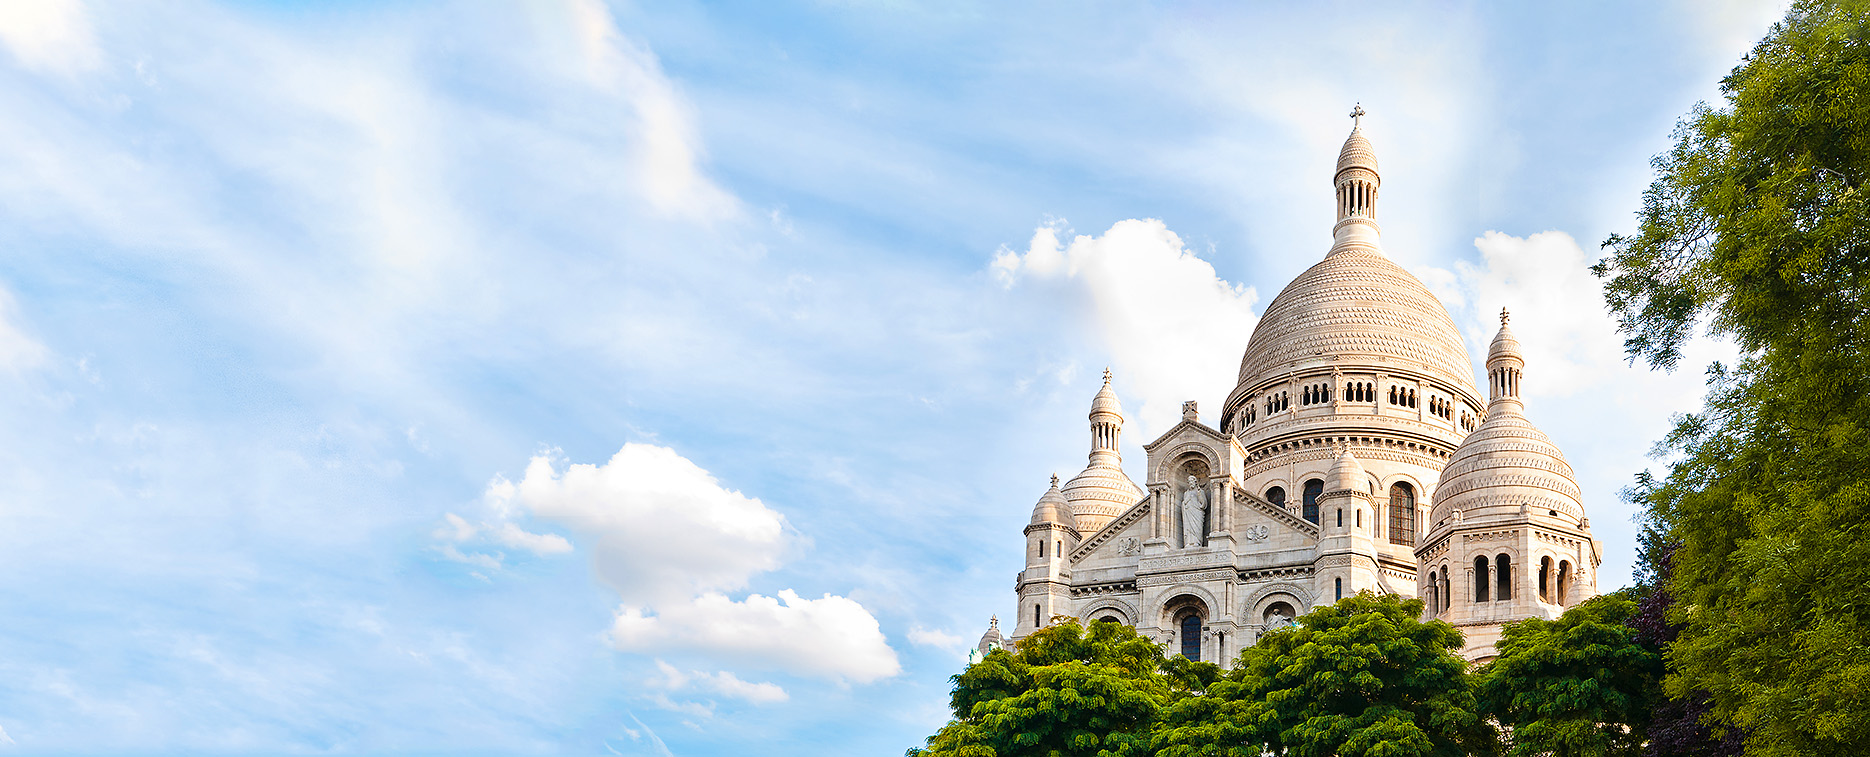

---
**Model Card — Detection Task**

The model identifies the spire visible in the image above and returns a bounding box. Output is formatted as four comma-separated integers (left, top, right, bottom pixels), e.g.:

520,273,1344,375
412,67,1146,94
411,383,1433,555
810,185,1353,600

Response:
1330,105,1382,255
1487,308,1525,406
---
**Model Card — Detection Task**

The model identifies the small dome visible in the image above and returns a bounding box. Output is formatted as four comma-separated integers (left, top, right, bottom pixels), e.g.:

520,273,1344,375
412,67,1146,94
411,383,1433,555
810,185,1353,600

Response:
1432,318,1583,526
1030,475,1076,528
1488,309,1524,368
1328,446,1368,494
1090,368,1121,419
1335,127,1379,179
976,616,1004,656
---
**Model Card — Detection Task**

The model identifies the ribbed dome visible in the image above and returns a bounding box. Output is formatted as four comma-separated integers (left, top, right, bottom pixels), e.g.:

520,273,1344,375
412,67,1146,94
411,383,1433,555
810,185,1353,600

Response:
1429,403,1583,524
1062,463,1143,534
1328,446,1367,494
1235,247,1478,394
1030,475,1076,529
1336,126,1379,178
1091,369,1121,418
1488,318,1523,367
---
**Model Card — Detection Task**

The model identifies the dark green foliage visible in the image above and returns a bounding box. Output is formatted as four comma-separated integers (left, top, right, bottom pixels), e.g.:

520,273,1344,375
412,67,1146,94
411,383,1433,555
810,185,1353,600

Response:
1595,1,1870,754
909,619,1172,757
1476,594,1664,757
1155,593,1493,757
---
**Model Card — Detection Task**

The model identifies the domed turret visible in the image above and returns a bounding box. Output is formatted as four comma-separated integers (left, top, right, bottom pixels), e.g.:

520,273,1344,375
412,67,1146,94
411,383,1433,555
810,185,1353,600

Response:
1030,474,1076,529
972,616,1005,662
1062,369,1145,533
1328,445,1367,494
1430,310,1583,526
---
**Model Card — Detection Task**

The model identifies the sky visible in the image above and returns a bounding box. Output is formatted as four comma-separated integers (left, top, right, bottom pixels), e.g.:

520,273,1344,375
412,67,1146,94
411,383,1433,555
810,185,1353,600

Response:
0,1,1786,755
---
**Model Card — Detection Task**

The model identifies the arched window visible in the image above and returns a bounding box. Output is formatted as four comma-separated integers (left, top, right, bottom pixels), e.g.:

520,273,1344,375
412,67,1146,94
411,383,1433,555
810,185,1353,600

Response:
1496,554,1513,601
1303,479,1324,524
1179,613,1202,661
1389,482,1416,546
1034,604,1041,627
1428,571,1440,614
1474,556,1490,602
1540,557,1553,602
1558,560,1571,604
1441,571,1451,610
1389,386,1398,404
1336,508,1343,528
1266,486,1286,507
1038,539,1045,558
1335,577,1343,601
1096,615,1120,624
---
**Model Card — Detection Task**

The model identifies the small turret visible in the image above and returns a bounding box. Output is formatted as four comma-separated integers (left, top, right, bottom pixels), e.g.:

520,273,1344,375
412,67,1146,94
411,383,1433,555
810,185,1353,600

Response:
1331,104,1382,254
1328,445,1368,495
1062,369,1146,534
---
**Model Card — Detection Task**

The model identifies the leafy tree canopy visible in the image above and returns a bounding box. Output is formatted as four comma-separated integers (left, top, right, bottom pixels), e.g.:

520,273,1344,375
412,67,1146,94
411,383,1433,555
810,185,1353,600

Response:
1476,594,1663,757
910,618,1211,757
1155,593,1493,757
1595,1,1870,753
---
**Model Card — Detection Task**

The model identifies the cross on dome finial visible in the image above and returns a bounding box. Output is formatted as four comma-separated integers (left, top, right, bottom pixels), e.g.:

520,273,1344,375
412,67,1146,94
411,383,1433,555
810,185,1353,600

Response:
1050,473,1059,487
1500,307,1511,326
1102,367,1112,384
1349,103,1366,127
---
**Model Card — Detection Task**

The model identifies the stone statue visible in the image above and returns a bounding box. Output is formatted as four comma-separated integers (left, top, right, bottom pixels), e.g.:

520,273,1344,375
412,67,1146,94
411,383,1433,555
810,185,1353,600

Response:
1180,474,1207,548
1265,611,1292,630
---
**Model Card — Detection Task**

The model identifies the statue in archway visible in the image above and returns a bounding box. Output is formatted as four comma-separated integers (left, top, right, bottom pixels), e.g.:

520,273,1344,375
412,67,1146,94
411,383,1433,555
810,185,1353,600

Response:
1180,474,1207,548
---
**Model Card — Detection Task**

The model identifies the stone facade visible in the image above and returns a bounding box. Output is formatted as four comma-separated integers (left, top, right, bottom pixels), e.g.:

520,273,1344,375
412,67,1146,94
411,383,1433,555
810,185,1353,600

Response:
1002,112,1603,665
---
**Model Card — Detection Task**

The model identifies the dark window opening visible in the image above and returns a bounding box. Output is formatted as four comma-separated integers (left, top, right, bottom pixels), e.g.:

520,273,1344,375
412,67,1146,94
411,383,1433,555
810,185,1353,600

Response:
1179,613,1202,661
1496,554,1512,601
1303,479,1324,524
1474,556,1490,602
1335,577,1343,601
1388,482,1416,546
1266,486,1286,507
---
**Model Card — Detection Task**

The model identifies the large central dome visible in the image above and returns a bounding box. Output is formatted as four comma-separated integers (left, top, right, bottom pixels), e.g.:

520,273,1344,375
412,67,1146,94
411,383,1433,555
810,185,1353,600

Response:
1236,247,1478,394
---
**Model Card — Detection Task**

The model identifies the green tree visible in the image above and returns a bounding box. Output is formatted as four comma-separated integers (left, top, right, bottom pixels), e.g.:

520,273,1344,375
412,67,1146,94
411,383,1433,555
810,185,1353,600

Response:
1594,0,1870,754
1155,593,1494,757
1475,594,1663,757
910,618,1200,757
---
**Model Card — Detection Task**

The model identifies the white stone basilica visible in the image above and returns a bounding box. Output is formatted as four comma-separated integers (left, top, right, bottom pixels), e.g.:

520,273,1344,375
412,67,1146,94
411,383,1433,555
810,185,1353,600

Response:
988,113,1604,665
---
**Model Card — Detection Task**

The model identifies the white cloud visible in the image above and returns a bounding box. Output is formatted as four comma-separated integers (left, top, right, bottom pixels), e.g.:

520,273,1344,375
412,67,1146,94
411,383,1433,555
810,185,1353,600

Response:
485,443,788,605
435,544,502,571
489,522,573,555
906,627,961,649
993,218,1259,435
649,660,789,705
565,0,737,221
0,0,100,75
1436,230,1626,398
0,723,13,746
613,591,900,683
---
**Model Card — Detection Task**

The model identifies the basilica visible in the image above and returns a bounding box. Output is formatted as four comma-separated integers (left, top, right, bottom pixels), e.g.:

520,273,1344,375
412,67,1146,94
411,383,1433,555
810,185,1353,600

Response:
981,114,1603,665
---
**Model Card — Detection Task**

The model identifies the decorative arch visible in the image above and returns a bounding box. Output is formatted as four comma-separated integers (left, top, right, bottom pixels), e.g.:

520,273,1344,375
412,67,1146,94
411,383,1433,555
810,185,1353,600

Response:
1152,443,1223,486
1155,586,1220,628
1243,581,1314,618
1078,598,1138,626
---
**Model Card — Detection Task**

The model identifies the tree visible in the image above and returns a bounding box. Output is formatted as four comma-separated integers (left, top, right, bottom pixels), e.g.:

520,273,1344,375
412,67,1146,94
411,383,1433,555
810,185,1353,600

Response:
1594,1,1870,753
1476,594,1663,757
1627,533,1744,757
909,618,1197,757
1155,593,1494,757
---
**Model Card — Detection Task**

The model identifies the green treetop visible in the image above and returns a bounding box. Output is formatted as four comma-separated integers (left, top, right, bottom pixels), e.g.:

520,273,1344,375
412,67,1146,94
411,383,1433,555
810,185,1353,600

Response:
1476,594,1663,757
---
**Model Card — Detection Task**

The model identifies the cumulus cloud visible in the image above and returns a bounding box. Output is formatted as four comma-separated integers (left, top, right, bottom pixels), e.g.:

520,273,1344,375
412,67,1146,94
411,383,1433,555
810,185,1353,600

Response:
613,591,900,683
565,0,737,221
1435,230,1626,397
485,443,787,605
993,219,1259,435
0,0,100,75
649,660,789,705
480,444,898,684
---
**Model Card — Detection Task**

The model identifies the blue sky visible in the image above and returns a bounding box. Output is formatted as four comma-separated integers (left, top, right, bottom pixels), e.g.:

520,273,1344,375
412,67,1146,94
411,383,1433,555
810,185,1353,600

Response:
0,1,1781,754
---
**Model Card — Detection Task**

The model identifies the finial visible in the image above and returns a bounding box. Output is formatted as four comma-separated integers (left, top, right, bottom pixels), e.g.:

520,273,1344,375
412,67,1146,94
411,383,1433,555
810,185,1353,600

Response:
989,615,999,628
1349,103,1366,127
1050,473,1059,487
1102,367,1112,384
1500,307,1510,327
